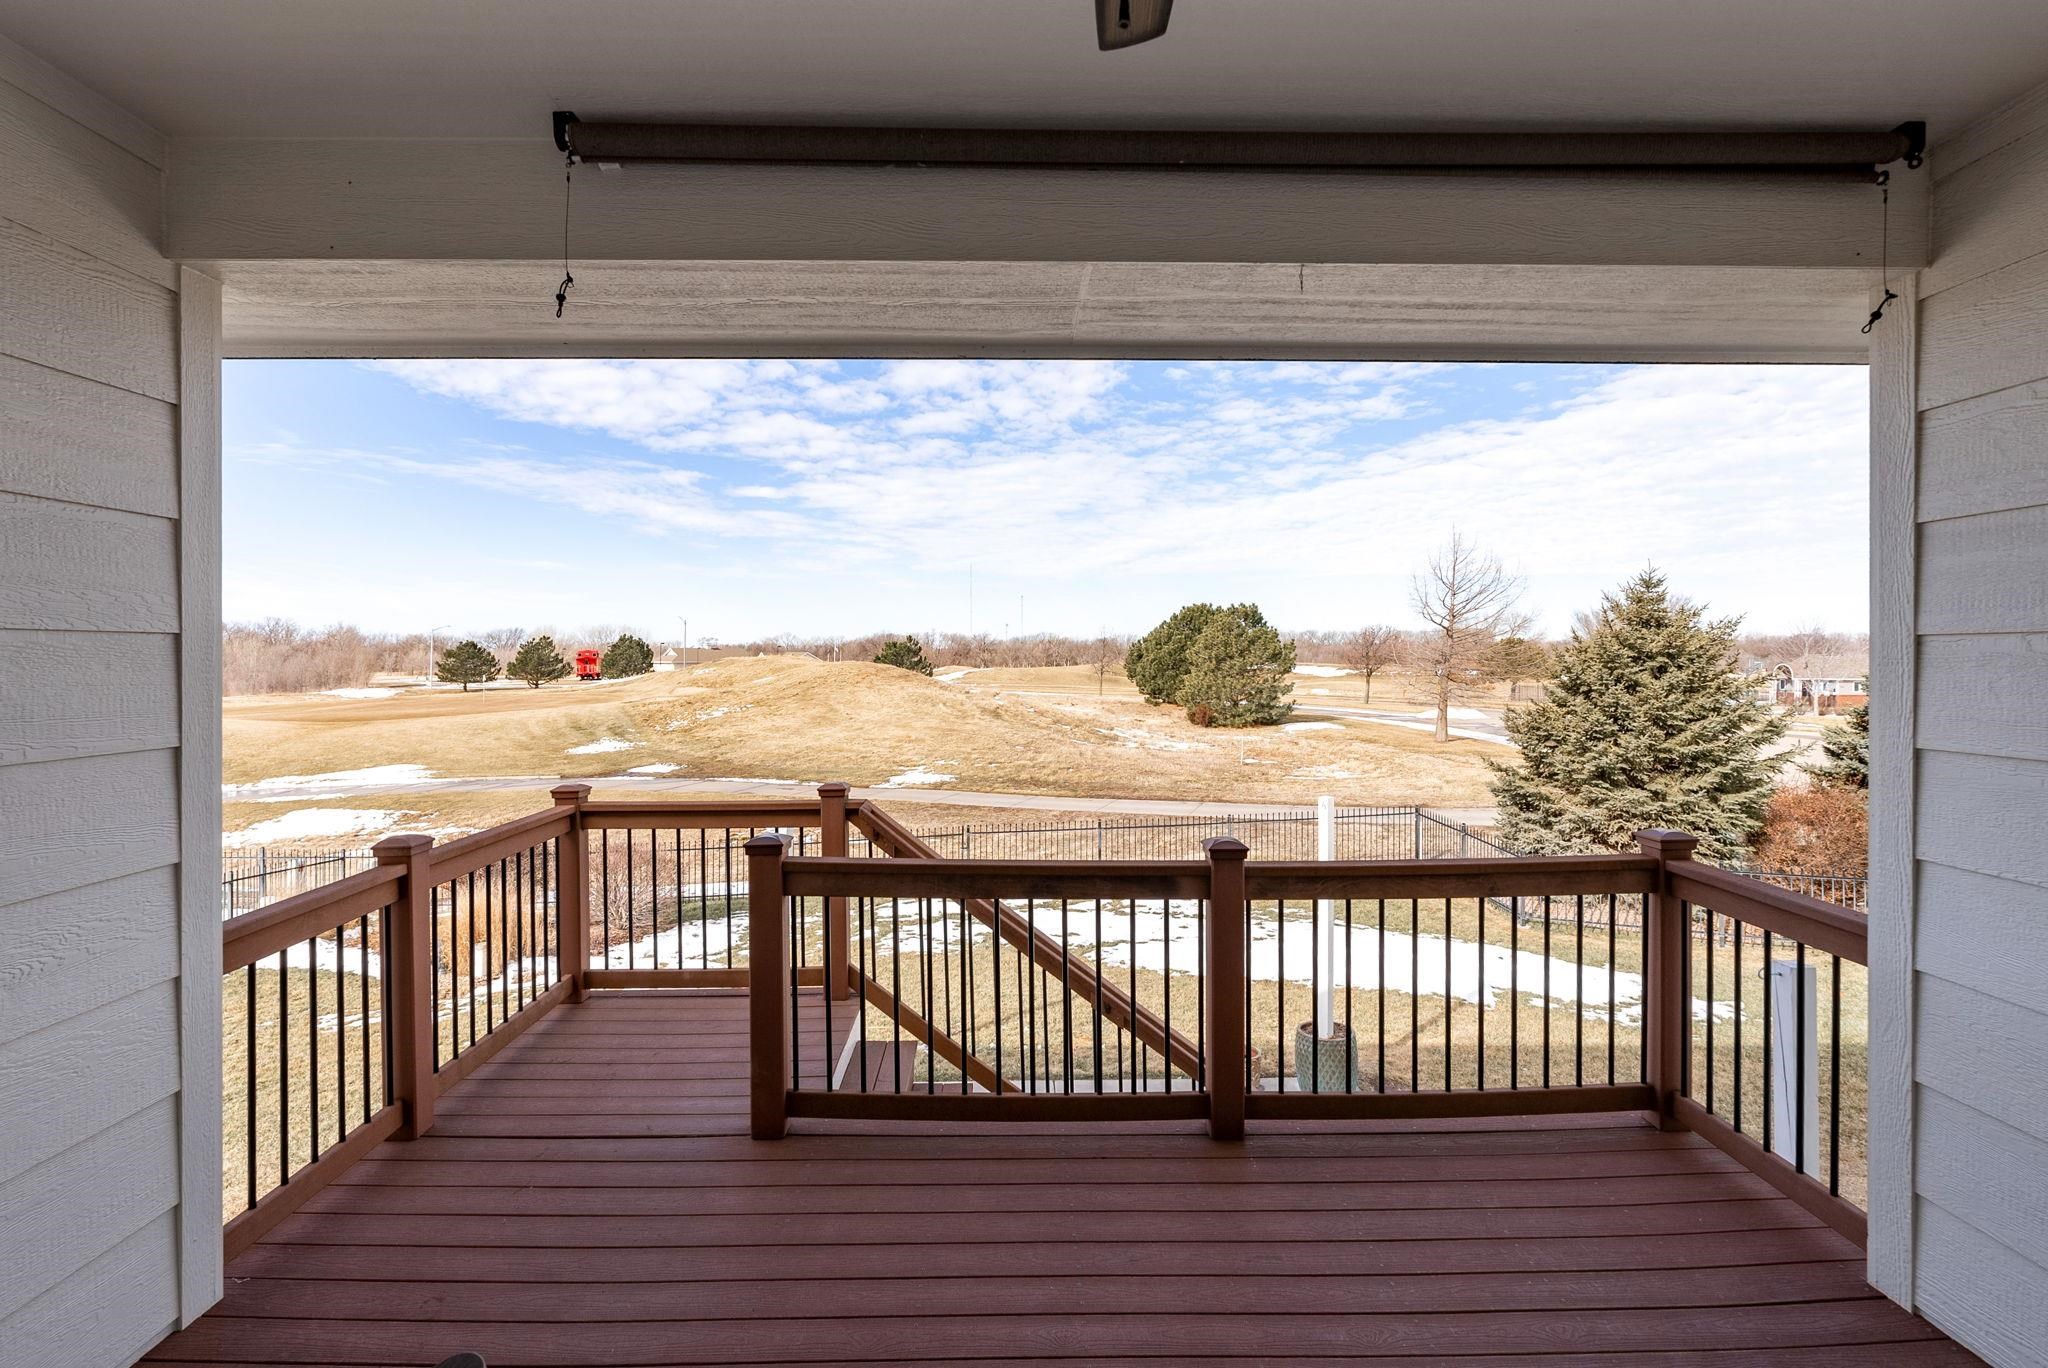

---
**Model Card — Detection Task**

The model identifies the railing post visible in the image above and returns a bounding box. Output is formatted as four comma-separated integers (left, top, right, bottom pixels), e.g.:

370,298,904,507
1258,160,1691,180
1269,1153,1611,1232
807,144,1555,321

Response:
1638,829,1699,1132
818,782,851,1001
1204,836,1249,1141
747,833,791,1140
373,834,437,1141
552,783,591,1001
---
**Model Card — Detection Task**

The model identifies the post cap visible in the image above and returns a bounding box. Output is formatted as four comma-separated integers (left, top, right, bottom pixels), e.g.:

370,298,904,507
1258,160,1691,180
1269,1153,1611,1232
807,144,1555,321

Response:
373,833,434,862
817,781,851,798
1203,836,1250,860
1635,829,1699,860
744,832,791,856
551,782,592,805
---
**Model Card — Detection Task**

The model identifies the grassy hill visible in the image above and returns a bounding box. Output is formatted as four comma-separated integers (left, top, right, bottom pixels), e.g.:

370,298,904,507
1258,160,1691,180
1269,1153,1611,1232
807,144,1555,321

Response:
224,655,1500,807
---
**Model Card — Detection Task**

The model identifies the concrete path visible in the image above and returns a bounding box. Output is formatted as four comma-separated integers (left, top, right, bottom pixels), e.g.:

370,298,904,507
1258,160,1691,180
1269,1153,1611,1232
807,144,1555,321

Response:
223,770,1499,823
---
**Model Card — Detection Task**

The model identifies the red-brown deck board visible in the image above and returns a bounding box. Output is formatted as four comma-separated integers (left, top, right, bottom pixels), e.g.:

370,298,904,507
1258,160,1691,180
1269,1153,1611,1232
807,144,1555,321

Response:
154,989,1976,1366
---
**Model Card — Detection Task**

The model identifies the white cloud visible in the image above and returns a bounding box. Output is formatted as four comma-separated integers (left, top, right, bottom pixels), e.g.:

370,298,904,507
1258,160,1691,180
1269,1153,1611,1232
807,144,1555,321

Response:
253,359,1867,635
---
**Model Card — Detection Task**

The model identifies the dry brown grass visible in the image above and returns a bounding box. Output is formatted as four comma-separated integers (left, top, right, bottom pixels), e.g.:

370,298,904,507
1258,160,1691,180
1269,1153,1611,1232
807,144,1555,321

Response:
225,655,1501,810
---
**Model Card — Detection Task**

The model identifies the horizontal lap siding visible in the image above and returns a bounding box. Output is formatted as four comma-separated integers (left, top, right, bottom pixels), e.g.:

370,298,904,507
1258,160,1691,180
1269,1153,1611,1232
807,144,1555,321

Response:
0,48,194,1365
1910,86,2048,1364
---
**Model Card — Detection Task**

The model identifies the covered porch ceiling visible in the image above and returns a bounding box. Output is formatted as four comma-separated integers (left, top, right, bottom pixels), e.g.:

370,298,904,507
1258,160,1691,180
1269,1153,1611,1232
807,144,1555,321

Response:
19,0,2047,360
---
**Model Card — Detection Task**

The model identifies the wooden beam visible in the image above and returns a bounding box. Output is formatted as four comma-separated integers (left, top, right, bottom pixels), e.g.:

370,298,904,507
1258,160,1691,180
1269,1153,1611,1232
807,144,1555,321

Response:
171,137,1929,269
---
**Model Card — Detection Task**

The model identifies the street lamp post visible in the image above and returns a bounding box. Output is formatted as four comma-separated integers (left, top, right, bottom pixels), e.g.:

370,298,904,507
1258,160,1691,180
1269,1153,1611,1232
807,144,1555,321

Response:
426,625,451,684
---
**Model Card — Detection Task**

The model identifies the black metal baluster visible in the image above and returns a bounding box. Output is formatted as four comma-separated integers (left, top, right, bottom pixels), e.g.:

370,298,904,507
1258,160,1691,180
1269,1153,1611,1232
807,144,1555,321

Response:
332,923,345,1146
464,870,477,1050
1410,900,1419,1092
1443,898,1452,1092
1607,893,1617,1086
1574,894,1585,1087
277,950,288,1186
308,934,320,1160
1510,894,1520,1090
857,895,870,1093
430,884,441,1070
1734,916,1744,1135
625,828,636,971
1095,900,1106,1094
1377,899,1387,1093
1762,930,1774,1155
245,962,257,1210
1127,897,1138,1094
1061,899,1073,1094
1028,899,1040,1093
994,901,1006,1096
723,831,735,970
1476,893,1485,1090
891,897,903,1092
1706,909,1716,1113
359,914,371,1123
1796,941,1808,1175
1309,895,1319,1094
788,890,800,1090
1344,899,1354,1093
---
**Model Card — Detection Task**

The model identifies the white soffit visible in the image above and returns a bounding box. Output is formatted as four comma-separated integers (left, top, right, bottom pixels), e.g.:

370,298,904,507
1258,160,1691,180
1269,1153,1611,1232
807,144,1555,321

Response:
1,0,2045,141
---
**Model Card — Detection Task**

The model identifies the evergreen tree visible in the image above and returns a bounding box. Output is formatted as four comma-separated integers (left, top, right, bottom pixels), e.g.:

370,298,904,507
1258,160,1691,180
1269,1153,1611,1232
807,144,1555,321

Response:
873,635,934,676
1486,635,1551,701
434,639,501,692
508,634,571,689
600,632,654,678
1806,702,1869,789
1176,605,1296,726
1490,570,1785,861
1126,603,1223,704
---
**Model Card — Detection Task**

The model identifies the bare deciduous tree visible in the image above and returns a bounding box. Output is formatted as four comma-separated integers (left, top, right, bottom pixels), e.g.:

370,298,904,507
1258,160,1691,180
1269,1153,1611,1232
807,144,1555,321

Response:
1342,624,1404,703
1410,532,1529,742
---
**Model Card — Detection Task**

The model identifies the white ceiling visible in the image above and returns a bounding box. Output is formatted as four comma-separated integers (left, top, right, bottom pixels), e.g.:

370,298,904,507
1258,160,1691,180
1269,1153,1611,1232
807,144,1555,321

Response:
3,0,2045,143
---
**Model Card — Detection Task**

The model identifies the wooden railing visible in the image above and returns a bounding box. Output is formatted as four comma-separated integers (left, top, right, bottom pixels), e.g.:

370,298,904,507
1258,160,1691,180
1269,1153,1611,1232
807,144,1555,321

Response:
221,786,1869,1259
748,818,1871,1244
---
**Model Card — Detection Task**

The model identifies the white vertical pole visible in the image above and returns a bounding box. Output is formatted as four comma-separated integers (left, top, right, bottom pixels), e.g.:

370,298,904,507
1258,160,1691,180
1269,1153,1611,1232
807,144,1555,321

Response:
1769,961,1820,1173
1316,796,1337,1036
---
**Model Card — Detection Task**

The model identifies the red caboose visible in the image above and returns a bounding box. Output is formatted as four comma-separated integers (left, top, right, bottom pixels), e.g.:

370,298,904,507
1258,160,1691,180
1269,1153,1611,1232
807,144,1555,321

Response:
574,648,602,680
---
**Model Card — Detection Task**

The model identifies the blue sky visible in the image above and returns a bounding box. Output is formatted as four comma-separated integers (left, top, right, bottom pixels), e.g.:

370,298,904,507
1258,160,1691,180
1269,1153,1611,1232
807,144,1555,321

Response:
224,358,1868,643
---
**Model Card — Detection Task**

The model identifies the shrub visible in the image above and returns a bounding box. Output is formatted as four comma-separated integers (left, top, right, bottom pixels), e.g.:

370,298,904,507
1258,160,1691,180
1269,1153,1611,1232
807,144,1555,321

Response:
1187,702,1215,728
600,633,655,678
1752,784,1868,876
434,639,501,692
508,635,572,689
873,636,935,676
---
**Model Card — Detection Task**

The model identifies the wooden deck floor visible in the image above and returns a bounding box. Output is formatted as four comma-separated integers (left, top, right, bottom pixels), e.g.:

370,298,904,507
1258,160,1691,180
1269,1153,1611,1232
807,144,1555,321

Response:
153,989,1976,1366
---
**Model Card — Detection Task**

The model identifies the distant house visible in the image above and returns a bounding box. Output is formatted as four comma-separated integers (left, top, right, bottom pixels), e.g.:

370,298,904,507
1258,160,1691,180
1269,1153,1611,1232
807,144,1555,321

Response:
1769,662,1869,715
653,646,681,673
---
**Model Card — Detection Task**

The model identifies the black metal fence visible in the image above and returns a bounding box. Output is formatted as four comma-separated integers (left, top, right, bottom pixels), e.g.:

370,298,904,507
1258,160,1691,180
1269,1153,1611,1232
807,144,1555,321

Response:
221,847,377,919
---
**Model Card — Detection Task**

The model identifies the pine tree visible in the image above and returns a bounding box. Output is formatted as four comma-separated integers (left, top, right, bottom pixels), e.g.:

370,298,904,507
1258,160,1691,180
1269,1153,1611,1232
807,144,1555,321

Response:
1490,570,1785,861
1175,604,1296,726
1126,603,1222,704
434,639,501,692
508,634,571,689
1806,702,1869,789
873,635,934,676
600,633,654,678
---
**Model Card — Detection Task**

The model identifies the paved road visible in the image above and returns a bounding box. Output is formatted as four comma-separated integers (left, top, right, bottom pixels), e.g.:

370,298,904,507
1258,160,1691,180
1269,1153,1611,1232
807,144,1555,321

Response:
224,770,1499,824
1291,701,1514,745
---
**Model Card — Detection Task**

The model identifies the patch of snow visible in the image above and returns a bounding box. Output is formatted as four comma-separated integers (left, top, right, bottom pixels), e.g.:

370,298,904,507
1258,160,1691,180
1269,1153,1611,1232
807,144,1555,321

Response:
1294,665,1354,678
321,687,399,699
625,762,682,775
566,737,637,755
224,809,417,846
1281,721,1341,733
227,764,440,801
1310,688,1332,696
701,776,801,785
879,765,957,788
1351,715,1516,747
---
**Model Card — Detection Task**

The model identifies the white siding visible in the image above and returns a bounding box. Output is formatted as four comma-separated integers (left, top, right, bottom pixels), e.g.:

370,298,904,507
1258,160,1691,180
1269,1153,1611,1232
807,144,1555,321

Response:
0,30,219,1364
1897,77,2048,1365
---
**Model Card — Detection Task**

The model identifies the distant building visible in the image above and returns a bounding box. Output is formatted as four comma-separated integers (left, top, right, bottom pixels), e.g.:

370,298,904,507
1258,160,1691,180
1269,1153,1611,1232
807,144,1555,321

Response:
1768,662,1868,716
653,646,681,673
